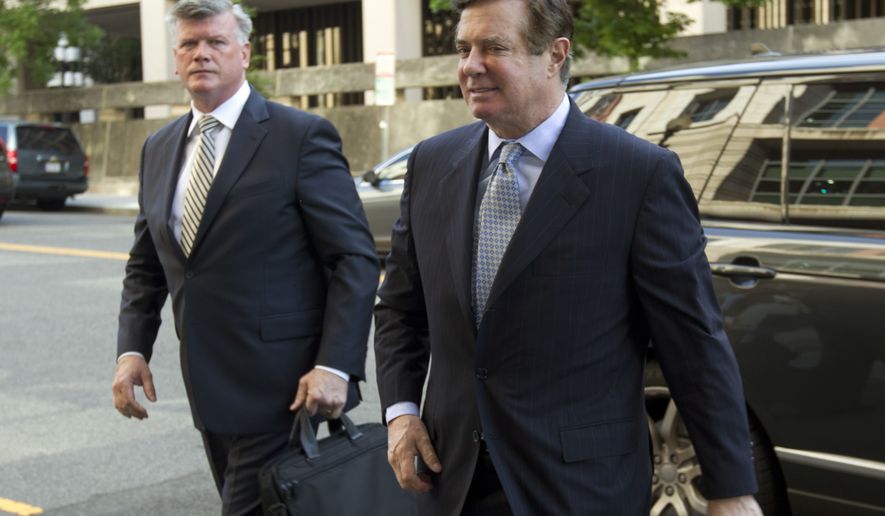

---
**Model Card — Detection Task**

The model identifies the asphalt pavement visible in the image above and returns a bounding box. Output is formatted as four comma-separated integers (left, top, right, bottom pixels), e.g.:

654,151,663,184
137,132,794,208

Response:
66,194,139,217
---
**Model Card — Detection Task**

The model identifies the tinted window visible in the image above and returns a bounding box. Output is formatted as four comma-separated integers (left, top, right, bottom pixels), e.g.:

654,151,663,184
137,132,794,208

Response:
0,126,7,142
15,126,81,155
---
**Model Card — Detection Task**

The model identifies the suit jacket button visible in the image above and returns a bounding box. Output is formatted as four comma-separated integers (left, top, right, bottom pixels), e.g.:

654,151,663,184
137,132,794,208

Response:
185,271,194,279
475,368,488,380
472,430,481,442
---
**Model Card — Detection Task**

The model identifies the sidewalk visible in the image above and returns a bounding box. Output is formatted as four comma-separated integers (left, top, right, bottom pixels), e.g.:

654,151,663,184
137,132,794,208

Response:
67,193,139,216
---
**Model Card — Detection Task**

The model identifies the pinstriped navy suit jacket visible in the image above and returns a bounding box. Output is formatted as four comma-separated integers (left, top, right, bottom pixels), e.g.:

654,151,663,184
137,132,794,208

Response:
375,101,757,515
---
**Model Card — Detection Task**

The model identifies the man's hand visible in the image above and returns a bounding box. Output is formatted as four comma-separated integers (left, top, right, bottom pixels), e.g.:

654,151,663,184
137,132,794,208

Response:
707,495,763,515
112,355,156,420
290,368,348,418
387,415,442,492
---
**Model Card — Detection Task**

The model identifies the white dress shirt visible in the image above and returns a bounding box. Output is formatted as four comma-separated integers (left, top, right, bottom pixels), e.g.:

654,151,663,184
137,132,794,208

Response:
385,93,570,423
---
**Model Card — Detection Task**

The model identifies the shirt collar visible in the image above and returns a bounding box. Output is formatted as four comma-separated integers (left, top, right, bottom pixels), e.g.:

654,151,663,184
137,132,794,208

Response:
187,81,251,137
487,93,570,162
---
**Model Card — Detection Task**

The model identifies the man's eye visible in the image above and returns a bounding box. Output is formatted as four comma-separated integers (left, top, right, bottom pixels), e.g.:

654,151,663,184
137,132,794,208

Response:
456,48,470,57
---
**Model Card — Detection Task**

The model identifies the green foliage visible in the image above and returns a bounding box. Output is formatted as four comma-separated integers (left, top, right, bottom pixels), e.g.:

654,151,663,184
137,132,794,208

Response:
574,0,693,71
0,0,104,93
428,0,451,14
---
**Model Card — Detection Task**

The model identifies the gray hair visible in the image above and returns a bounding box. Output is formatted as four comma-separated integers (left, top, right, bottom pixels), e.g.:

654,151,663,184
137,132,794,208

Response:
167,0,253,45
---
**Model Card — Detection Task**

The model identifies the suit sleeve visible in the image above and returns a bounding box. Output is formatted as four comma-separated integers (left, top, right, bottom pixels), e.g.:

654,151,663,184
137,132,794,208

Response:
373,144,431,423
117,139,168,362
630,149,758,499
294,116,379,381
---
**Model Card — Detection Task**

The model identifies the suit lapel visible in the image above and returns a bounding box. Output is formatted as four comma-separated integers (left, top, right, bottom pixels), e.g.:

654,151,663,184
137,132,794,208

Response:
162,114,192,262
188,89,269,258
439,123,487,329
485,104,596,308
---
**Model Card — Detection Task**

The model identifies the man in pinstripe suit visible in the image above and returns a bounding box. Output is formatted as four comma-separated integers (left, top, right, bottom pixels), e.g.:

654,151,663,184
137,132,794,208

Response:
375,0,763,514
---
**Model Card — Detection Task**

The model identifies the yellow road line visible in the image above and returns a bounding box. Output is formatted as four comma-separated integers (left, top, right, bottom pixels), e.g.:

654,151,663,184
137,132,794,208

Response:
0,242,128,261
0,497,43,515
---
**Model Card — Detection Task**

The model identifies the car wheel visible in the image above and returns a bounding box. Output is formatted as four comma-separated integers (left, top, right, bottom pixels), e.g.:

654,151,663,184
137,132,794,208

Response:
645,362,790,515
37,198,66,211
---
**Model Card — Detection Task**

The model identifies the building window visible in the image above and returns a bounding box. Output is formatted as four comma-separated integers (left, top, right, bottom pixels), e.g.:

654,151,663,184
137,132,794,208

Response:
798,86,885,128
252,2,363,106
614,108,641,130
681,89,737,122
749,159,885,206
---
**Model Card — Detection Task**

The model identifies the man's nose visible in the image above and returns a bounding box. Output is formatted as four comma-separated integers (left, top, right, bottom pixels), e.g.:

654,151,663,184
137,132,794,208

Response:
461,49,485,77
193,40,211,60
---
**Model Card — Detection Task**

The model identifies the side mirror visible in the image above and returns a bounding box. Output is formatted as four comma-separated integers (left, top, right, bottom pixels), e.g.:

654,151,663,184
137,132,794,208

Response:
362,169,377,185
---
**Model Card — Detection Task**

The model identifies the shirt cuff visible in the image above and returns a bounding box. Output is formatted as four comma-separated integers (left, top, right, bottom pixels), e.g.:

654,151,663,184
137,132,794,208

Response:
386,402,420,423
117,351,145,363
316,365,350,382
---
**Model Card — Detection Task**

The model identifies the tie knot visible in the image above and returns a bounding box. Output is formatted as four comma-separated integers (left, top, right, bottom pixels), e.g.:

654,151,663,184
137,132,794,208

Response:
498,142,524,169
198,115,221,136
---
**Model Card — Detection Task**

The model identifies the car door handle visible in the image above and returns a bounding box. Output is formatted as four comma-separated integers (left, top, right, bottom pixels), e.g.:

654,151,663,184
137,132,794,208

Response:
710,263,776,279
711,257,776,288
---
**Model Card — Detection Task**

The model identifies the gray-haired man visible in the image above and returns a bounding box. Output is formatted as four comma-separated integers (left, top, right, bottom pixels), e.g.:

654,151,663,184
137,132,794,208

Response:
111,0,378,513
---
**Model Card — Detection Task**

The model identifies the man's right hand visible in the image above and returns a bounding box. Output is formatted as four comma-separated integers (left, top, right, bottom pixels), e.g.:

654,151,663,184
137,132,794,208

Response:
387,415,442,492
112,355,156,420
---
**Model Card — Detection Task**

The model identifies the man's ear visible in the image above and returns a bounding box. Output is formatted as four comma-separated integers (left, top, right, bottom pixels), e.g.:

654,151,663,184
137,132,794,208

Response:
548,37,570,79
241,41,251,70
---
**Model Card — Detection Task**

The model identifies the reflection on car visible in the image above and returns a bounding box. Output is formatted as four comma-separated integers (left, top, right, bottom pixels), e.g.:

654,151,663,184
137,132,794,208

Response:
358,49,885,516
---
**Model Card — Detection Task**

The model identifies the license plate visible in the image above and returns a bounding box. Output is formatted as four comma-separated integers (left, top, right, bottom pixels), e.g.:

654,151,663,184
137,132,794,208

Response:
45,161,61,173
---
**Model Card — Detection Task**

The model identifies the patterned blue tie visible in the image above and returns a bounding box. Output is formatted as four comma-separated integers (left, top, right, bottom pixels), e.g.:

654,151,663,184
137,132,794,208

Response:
473,142,525,327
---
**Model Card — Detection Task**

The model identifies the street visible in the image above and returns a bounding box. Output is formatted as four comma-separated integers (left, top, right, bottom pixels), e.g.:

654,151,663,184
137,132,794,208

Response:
0,208,382,515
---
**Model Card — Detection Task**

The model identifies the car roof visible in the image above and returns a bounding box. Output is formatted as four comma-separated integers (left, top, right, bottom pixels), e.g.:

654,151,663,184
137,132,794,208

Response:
569,49,885,92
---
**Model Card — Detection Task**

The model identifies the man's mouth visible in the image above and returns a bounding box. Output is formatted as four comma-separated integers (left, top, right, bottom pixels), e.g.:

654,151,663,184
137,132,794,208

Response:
470,87,497,94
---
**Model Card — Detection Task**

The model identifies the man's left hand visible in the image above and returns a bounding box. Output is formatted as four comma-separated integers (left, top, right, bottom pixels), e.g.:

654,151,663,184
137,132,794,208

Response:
290,367,348,418
707,495,763,515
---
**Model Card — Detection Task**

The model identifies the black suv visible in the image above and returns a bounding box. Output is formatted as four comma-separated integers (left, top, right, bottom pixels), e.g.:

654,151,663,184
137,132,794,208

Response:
0,120,88,210
360,50,885,515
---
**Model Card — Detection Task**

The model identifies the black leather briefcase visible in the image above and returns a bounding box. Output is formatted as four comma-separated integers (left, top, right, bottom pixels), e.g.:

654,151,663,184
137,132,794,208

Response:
259,409,417,516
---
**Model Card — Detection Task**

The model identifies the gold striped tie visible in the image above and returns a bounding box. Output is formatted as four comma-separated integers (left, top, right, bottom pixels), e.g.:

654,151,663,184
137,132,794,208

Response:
181,115,221,257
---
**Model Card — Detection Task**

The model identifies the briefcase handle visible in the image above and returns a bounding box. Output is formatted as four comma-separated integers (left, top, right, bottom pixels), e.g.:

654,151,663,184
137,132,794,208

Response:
288,408,365,460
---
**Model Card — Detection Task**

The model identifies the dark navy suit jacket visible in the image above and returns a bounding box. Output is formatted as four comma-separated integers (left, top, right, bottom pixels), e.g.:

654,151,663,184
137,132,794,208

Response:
118,88,378,434
375,101,757,515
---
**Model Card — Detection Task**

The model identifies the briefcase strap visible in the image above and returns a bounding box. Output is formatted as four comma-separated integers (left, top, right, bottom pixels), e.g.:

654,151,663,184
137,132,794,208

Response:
287,408,365,459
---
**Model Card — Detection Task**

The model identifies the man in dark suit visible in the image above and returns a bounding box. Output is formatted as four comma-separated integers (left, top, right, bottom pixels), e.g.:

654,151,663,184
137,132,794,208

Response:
111,0,378,513
375,0,763,514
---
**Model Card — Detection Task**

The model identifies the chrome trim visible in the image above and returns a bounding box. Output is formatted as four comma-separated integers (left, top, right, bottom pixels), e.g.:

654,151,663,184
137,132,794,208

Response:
788,489,885,513
775,447,885,481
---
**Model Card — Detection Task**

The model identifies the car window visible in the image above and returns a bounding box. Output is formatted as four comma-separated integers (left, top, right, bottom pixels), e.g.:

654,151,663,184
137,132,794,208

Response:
709,78,885,226
375,154,409,182
15,126,82,155
0,126,7,143
576,82,755,198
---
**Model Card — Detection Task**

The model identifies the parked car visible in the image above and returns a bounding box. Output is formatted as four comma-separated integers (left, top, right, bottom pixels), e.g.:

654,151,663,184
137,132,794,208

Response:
0,138,15,220
0,120,88,210
355,146,412,253
359,49,885,515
